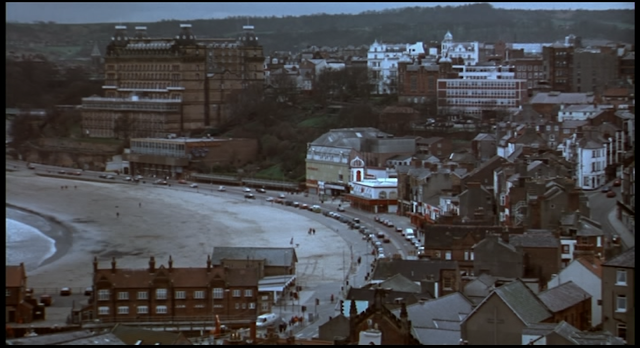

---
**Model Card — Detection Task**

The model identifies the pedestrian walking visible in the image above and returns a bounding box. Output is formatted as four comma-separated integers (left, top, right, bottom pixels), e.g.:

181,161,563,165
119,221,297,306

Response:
330,294,334,303
116,212,120,218
290,237,294,245
74,186,77,189
313,228,316,235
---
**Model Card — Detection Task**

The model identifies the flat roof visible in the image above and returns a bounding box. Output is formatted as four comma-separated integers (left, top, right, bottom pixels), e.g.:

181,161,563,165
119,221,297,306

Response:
130,137,228,143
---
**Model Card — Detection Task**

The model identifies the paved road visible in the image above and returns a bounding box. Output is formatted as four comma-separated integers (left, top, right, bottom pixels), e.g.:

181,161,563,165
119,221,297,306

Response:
585,184,622,245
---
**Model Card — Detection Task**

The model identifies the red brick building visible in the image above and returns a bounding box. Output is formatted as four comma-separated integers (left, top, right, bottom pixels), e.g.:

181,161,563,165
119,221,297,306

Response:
6,263,40,324
82,256,259,325
397,59,456,104
538,281,592,331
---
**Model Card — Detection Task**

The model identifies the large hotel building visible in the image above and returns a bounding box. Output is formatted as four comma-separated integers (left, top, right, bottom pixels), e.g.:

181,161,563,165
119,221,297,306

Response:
82,24,264,138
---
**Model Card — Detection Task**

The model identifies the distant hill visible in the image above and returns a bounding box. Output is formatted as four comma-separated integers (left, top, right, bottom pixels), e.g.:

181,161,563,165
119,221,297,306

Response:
6,3,635,60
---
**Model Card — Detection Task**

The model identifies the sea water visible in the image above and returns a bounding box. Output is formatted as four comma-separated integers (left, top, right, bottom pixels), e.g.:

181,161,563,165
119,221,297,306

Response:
6,217,56,271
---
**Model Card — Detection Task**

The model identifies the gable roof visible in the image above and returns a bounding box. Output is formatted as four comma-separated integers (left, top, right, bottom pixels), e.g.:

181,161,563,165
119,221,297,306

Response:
602,247,635,268
394,293,473,345
310,127,390,149
530,92,595,105
6,263,25,288
538,281,591,313
94,265,234,289
509,231,559,248
378,273,422,293
211,246,297,266
493,279,552,325
371,259,458,283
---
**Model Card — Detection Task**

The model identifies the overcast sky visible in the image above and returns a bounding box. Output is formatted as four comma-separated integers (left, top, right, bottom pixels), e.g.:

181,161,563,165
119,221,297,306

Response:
6,2,634,24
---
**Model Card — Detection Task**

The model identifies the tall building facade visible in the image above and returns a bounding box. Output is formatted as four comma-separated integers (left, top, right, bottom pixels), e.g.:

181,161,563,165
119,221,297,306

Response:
81,24,264,138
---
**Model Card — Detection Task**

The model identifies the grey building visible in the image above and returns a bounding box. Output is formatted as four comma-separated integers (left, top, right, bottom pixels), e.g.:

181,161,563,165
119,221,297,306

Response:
572,48,619,94
473,235,524,279
601,247,635,344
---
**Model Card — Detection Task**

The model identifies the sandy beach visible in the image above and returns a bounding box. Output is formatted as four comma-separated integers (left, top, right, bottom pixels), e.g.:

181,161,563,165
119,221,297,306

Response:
6,170,348,289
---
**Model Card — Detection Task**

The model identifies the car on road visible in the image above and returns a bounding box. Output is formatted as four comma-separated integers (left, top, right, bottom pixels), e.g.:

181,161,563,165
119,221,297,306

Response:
613,178,621,187
353,217,361,223
395,227,403,233
385,221,395,228
245,193,255,199
84,286,93,296
189,183,198,188
106,175,115,180
73,171,82,176
178,179,187,184
278,193,286,199
383,236,391,243
99,174,108,178
153,179,168,185
606,190,616,198
58,170,66,174
374,216,380,223
218,186,226,191
257,188,266,193
275,198,283,204
60,287,72,296
300,203,308,210
124,176,132,181
601,186,611,193
284,200,293,206
292,202,300,208
374,241,382,247
337,206,345,212
266,197,274,202
376,231,386,238
28,164,36,169
377,247,385,254
243,187,251,193
377,253,386,259
134,175,144,181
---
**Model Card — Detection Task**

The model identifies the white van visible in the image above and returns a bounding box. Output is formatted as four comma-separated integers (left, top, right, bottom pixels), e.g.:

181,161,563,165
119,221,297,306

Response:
256,313,279,328
404,228,415,241
403,228,414,237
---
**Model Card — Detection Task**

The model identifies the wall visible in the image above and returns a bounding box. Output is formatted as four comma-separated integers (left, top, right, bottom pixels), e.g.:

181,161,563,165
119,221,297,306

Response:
602,266,635,344
462,293,525,345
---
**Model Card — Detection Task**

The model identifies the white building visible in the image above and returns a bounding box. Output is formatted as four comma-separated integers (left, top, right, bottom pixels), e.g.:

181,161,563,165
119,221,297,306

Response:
454,64,515,80
441,31,479,66
557,104,613,122
367,40,413,94
562,132,609,190
437,78,528,118
547,258,603,327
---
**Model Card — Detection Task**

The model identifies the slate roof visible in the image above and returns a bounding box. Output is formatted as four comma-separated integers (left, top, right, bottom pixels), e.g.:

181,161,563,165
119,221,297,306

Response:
422,225,499,249
472,133,495,142
6,330,125,345
538,281,591,313
310,127,390,149
463,274,497,302
346,287,429,305
211,246,298,266
392,292,473,345
602,247,635,268
493,279,552,325
550,321,625,345
371,259,458,283
378,273,422,293
576,217,603,237
562,119,589,129
110,324,189,345
509,231,559,248
530,92,595,104
417,137,443,145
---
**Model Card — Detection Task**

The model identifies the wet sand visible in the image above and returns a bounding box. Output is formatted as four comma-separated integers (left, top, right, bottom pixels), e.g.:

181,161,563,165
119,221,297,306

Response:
5,171,348,289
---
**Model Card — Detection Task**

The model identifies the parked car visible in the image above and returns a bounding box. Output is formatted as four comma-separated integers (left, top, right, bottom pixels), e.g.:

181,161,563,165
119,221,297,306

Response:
60,287,72,296
28,164,36,169
99,174,108,178
383,236,391,243
243,187,251,192
266,197,275,202
613,178,621,187
377,231,386,238
245,193,255,199
73,171,82,176
84,286,93,296
606,190,616,198
601,186,611,193
58,170,66,174
189,183,198,188
395,227,403,233
257,188,266,193
275,198,284,204
353,217,361,223
292,202,300,208
153,179,167,185
178,179,187,184
337,206,345,212
124,176,132,181
278,193,286,199
218,186,226,191
300,203,308,210
106,175,115,180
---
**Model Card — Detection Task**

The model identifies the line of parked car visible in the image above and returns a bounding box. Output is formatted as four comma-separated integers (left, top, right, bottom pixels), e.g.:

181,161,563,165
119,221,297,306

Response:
374,217,425,256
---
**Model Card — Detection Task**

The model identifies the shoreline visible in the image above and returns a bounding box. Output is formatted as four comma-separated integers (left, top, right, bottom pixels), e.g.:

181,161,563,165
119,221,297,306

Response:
6,170,349,289
6,203,75,269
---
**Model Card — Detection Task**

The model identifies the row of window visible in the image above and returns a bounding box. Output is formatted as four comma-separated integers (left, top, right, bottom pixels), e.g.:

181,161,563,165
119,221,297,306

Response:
116,82,185,90
444,81,520,88
516,65,543,72
98,302,257,315
447,98,518,106
516,72,546,79
591,161,606,172
107,64,181,72
83,102,181,111
446,90,518,97
98,288,253,301
432,250,475,260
